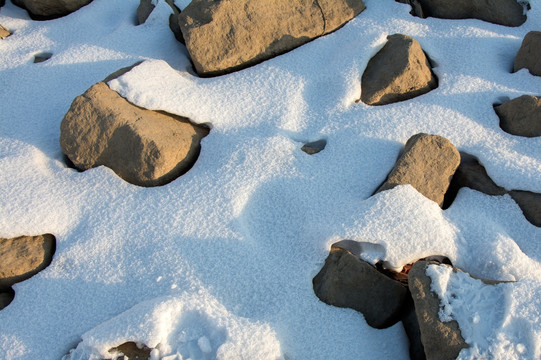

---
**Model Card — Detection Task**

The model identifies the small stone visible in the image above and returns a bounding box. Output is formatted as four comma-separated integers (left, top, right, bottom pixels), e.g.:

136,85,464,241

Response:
360,34,437,106
301,139,326,155
137,0,156,25
0,24,10,39
514,31,541,76
376,133,460,207
494,95,541,137
11,0,93,20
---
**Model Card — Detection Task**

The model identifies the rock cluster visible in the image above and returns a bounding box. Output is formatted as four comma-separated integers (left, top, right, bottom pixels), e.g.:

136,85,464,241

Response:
12,0,93,20
177,0,366,76
360,34,437,106
514,31,541,76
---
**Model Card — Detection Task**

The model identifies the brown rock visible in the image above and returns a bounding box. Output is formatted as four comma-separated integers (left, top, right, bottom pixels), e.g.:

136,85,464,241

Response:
514,31,541,76
178,0,365,76
11,0,93,20
360,34,437,106
0,24,9,39
313,244,408,329
108,342,152,360
60,80,210,187
494,95,541,137
376,133,460,207
408,0,527,27
408,261,468,360
0,234,56,289
137,0,155,25
509,190,541,227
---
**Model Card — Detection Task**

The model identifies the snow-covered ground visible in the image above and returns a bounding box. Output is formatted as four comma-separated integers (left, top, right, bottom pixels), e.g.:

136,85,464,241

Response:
0,0,540,359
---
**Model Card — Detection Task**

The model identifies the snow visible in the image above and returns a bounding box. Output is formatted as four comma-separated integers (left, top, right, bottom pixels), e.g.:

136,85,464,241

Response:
0,0,540,359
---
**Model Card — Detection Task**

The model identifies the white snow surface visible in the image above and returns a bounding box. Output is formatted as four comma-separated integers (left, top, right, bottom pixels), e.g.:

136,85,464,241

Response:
0,0,540,359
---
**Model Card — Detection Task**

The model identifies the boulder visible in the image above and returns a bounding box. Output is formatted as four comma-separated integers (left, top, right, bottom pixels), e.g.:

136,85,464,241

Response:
494,95,541,137
313,244,408,329
60,80,210,187
408,261,468,360
404,0,527,27
514,31,541,76
360,34,437,106
178,0,366,76
0,24,9,39
376,133,460,207
137,0,155,25
509,190,541,227
0,234,56,289
11,0,93,20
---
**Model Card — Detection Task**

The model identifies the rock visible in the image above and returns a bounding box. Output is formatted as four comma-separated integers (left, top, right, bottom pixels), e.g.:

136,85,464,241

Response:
360,34,437,106
301,139,326,155
109,342,152,360
376,133,460,207
408,261,468,360
178,0,366,76
313,244,408,329
60,79,210,187
509,190,541,227
514,31,541,76
0,0,4,7
0,234,56,289
405,0,527,27
0,24,9,39
11,0,93,20
166,0,184,44
401,296,426,360
33,52,53,63
137,0,155,25
494,95,541,137
0,289,15,311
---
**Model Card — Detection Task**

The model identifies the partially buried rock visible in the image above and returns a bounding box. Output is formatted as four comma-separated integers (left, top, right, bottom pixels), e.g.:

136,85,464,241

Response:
109,342,152,360
0,24,9,39
60,78,210,187
313,243,408,329
11,0,93,20
137,0,155,25
408,261,468,360
0,234,56,290
301,139,326,155
376,133,460,207
514,31,541,76
494,95,541,137
360,34,437,106
509,190,541,227
403,0,527,27
178,0,366,76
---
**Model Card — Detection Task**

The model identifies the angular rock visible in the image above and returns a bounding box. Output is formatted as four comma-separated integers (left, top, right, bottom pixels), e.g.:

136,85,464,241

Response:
166,0,184,44
313,244,408,329
408,261,468,360
0,24,9,39
178,0,366,76
301,139,326,155
514,31,541,76
494,95,541,137
11,0,93,20
137,0,155,25
0,234,56,289
60,80,209,187
509,190,541,227
360,34,437,106
406,0,527,27
376,133,460,207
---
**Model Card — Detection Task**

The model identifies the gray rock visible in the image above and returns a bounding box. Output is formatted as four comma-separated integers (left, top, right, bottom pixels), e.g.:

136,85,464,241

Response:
407,0,527,27
109,342,152,359
137,0,155,25
166,0,184,44
11,0,93,19
178,0,365,76
408,261,468,360
60,74,210,187
494,95,541,137
0,234,56,289
509,190,541,227
376,133,460,207
313,244,408,329
301,139,326,155
514,31,541,76
0,24,9,39
360,34,437,106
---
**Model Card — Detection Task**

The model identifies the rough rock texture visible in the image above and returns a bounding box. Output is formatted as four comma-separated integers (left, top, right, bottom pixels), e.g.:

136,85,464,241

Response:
11,0,93,19
60,81,210,187
376,133,460,207
404,0,527,27
178,0,366,76
360,34,437,106
0,24,9,39
494,95,541,137
408,261,468,360
301,139,326,155
33,52,53,63
313,244,408,329
509,190,541,227
0,234,56,289
514,31,541,76
137,0,155,25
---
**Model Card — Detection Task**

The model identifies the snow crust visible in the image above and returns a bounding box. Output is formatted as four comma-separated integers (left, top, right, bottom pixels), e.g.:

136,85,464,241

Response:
0,0,540,359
